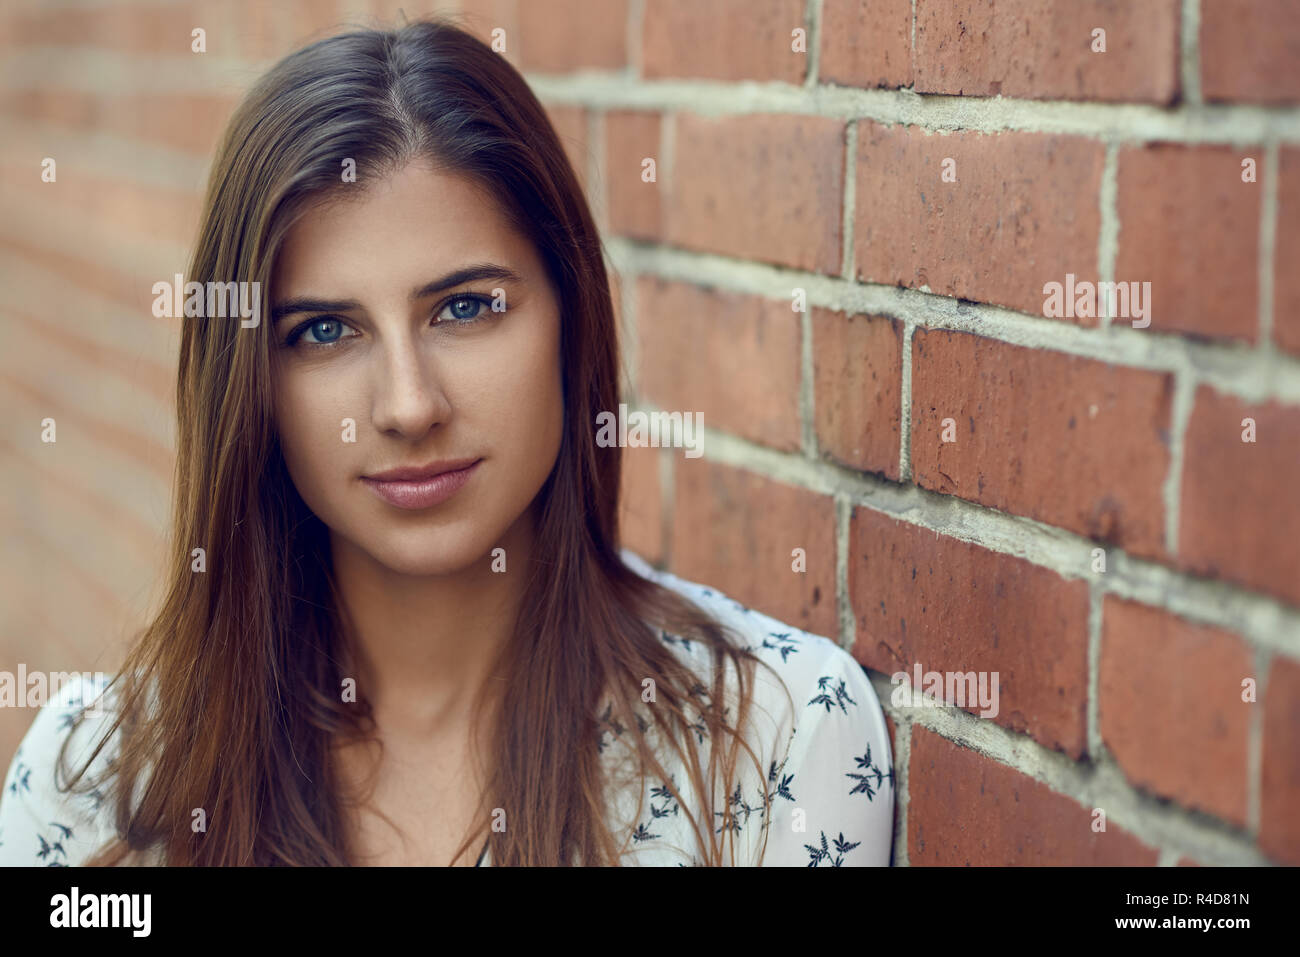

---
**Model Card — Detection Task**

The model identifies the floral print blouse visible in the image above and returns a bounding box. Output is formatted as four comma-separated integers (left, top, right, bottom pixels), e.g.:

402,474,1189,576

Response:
0,548,895,866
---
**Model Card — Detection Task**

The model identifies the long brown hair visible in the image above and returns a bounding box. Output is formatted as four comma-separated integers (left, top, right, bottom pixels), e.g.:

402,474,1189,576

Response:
60,14,788,866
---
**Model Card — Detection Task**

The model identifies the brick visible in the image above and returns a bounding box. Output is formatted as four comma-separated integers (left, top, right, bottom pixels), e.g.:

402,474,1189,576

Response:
0,164,201,249
1201,0,1300,104
518,0,628,72
914,0,1179,103
0,441,158,624
0,368,171,539
618,445,665,565
276,1,349,54
284,2,347,33
609,265,625,352
1261,656,1300,864
9,2,206,56
0,11,11,50
609,265,631,395
667,113,845,275
908,727,1159,864
0,435,162,567
0,89,96,129
7,307,171,405
544,103,590,192
457,0,523,71
811,309,902,478
671,459,839,638
1177,386,1300,608
0,90,239,156
368,0,415,21
0,449,161,595
0,540,128,681
0,372,171,483
1275,148,1300,357
910,329,1173,560
854,121,1104,316
642,0,807,83
605,111,663,241
819,0,913,90
0,237,150,316
1099,597,1252,827
636,277,803,452
849,507,1091,757
1116,143,1262,343
232,0,284,60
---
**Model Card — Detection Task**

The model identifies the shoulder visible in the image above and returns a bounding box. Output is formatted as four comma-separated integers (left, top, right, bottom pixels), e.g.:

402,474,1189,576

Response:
619,549,895,866
620,547,883,732
0,673,122,866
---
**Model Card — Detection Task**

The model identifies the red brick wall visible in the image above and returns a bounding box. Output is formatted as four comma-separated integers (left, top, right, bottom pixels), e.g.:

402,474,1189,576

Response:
601,0,1300,867
1,0,1297,867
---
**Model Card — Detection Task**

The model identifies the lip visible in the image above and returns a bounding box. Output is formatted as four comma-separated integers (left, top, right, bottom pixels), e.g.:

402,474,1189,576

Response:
361,458,481,510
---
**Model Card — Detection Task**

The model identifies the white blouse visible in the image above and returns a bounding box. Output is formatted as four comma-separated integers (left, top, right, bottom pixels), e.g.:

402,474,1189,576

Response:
0,549,895,867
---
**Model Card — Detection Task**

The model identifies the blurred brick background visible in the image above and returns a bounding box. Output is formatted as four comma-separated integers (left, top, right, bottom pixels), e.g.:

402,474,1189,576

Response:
1,0,1297,865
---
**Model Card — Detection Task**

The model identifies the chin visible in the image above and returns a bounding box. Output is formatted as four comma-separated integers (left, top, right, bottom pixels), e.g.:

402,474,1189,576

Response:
361,525,495,578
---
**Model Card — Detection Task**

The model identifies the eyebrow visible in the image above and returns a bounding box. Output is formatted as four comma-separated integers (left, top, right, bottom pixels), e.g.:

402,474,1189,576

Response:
270,262,524,325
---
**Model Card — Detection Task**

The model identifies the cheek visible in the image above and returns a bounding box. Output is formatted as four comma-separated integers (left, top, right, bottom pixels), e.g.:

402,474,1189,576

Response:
460,310,562,437
507,317,564,462
273,369,353,502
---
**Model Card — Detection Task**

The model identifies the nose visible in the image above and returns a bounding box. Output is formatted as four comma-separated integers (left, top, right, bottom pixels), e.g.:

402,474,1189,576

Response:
369,326,452,438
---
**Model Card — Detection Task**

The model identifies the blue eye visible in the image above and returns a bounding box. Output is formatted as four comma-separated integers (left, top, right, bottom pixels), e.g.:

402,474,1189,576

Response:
282,293,500,351
304,318,346,343
438,295,493,323
285,316,358,348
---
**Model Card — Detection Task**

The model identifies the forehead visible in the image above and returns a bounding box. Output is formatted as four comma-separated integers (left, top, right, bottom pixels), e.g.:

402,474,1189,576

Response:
272,161,538,297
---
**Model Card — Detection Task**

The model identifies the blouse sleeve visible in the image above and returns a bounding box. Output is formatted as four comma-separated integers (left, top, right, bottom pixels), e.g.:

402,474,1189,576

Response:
0,675,116,867
754,645,895,866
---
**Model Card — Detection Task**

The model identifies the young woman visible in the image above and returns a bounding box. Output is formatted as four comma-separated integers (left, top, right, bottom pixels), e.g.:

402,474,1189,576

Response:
0,16,893,867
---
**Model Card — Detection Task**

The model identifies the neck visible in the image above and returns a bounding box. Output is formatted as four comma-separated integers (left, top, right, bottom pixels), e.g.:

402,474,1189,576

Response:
329,510,537,740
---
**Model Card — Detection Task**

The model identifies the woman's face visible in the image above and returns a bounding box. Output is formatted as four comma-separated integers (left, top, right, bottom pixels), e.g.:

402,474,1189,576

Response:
269,160,565,577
